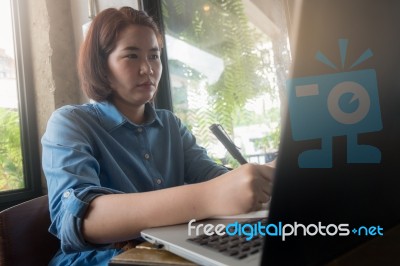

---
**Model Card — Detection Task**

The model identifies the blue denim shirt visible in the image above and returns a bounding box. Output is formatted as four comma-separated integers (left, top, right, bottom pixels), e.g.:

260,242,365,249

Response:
41,101,228,265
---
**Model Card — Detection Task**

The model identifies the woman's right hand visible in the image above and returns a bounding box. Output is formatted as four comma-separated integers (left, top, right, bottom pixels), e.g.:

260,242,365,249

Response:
205,163,275,216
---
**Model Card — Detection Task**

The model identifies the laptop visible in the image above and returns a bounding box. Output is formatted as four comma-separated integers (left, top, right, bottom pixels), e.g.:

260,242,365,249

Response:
141,0,400,265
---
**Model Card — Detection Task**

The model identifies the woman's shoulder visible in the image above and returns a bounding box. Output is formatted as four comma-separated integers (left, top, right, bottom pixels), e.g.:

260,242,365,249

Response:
48,103,99,127
154,108,180,121
154,108,185,127
43,103,103,143
52,103,96,118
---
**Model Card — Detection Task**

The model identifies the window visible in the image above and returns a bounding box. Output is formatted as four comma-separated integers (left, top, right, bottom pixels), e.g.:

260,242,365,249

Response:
0,0,41,210
145,0,291,167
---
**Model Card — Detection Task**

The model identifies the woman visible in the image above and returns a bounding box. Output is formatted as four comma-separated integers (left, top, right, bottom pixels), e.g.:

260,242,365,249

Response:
41,7,274,265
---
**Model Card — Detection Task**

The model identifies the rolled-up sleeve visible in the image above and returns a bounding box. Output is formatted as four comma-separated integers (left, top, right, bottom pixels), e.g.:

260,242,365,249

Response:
54,186,123,253
42,106,123,253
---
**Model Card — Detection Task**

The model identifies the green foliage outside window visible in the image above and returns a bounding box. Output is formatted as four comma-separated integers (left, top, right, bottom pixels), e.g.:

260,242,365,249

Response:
0,107,24,191
162,0,285,165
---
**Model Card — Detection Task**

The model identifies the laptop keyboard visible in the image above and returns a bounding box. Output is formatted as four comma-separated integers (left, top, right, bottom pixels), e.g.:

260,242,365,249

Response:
187,218,267,260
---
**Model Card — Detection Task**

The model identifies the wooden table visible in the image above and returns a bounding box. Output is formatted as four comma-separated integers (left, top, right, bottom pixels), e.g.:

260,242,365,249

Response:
108,242,197,266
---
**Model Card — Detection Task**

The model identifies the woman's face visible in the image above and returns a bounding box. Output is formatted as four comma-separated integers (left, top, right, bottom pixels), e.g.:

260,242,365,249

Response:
107,25,162,108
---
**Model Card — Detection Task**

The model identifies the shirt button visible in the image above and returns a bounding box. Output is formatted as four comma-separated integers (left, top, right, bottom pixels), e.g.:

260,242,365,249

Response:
137,128,143,133
144,153,150,160
156,178,162,185
63,191,71,198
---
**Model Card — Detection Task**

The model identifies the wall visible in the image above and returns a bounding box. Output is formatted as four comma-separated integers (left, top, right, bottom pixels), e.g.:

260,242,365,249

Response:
70,0,140,63
25,0,139,192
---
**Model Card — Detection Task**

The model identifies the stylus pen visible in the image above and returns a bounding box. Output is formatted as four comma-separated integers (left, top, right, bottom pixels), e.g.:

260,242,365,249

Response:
209,123,248,165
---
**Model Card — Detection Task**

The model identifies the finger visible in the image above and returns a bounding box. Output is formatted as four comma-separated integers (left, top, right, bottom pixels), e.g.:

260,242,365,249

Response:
266,158,277,167
255,195,271,209
263,181,273,195
259,194,270,204
256,175,273,195
252,201,263,211
254,164,275,182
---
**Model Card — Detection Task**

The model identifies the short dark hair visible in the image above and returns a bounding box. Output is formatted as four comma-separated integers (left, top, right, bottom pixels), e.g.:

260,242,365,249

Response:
78,7,163,102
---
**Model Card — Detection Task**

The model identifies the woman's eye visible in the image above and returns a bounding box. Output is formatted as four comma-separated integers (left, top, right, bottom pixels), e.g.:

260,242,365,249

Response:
126,54,138,59
149,54,159,60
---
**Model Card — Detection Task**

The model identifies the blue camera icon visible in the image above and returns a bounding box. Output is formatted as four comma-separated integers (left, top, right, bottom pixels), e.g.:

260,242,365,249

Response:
287,69,382,168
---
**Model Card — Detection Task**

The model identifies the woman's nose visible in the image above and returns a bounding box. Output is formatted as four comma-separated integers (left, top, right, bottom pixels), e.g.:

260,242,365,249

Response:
139,61,153,75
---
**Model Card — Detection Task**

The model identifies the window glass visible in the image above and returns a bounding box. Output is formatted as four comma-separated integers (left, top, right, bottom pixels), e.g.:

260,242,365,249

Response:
0,0,24,192
161,0,291,166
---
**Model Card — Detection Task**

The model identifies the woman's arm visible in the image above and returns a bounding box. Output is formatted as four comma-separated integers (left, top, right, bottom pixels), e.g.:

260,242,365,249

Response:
82,163,274,244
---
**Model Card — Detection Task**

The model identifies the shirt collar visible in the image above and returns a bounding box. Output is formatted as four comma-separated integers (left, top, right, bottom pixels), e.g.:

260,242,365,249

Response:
93,101,164,131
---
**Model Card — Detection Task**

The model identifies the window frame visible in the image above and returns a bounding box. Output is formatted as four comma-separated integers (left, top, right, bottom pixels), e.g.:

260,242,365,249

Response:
141,0,174,111
0,0,42,210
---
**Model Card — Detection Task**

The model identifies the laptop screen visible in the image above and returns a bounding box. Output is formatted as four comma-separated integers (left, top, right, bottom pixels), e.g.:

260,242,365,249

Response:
262,0,400,264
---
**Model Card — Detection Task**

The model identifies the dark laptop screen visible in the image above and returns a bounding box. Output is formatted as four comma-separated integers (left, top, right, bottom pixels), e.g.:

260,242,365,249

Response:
262,0,400,265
